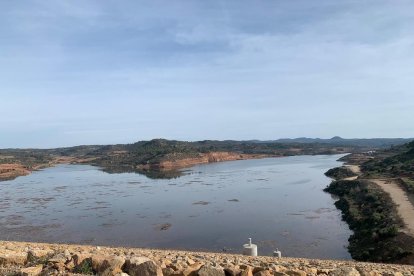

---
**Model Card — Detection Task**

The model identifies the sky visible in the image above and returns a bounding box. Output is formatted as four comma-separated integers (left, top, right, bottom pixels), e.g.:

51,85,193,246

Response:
1,0,414,148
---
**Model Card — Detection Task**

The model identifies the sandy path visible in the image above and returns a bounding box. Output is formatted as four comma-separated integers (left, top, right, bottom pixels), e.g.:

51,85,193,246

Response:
345,165,361,175
372,179,414,236
343,165,361,180
339,164,414,236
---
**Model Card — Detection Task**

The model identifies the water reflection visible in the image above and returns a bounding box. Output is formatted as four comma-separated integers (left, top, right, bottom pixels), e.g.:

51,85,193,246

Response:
101,166,184,179
0,154,352,259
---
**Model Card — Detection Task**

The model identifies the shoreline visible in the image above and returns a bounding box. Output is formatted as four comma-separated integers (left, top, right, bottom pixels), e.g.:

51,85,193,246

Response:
370,179,414,237
330,163,414,238
0,152,342,182
0,153,275,182
135,152,274,170
324,158,414,264
1,240,413,275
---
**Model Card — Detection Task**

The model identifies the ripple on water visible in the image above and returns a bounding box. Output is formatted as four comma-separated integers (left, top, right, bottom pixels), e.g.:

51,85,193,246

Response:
0,156,352,259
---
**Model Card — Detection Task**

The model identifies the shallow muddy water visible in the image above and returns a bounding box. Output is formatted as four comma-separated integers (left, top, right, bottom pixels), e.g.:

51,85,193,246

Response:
0,155,352,259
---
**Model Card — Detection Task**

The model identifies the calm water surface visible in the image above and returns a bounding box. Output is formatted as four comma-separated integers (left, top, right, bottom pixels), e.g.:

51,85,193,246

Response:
0,155,352,259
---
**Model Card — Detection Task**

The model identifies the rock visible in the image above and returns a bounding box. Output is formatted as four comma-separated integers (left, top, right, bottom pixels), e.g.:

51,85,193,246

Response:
186,257,196,266
52,261,66,272
197,265,226,276
27,249,53,261
124,257,163,276
273,273,288,276
240,266,253,276
382,273,402,276
19,265,43,276
224,267,241,276
65,259,75,270
0,250,28,266
285,269,307,276
253,270,272,276
91,255,125,276
318,269,332,275
92,255,108,272
182,263,203,276
163,267,178,276
356,269,382,276
305,267,318,275
48,254,67,264
162,259,172,268
73,253,92,266
104,256,126,275
170,263,184,271
1,241,414,276
252,267,265,274
329,267,360,276
64,249,71,258
273,266,287,273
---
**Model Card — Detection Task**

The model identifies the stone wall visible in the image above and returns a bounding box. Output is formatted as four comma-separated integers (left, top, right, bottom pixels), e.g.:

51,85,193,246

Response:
0,241,413,276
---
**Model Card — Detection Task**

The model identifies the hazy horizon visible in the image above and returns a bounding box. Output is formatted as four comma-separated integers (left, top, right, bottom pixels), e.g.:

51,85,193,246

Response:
1,136,413,150
1,1,414,148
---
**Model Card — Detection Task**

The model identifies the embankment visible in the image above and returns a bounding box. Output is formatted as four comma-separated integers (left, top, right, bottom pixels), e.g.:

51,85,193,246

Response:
0,164,30,181
137,152,271,170
324,158,414,264
324,179,414,264
1,241,414,276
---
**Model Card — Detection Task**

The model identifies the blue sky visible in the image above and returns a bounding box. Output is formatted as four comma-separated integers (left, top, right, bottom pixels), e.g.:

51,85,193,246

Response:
1,1,414,148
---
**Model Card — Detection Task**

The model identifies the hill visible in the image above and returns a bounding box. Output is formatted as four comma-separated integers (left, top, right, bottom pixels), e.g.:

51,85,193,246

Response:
324,140,414,264
0,137,412,180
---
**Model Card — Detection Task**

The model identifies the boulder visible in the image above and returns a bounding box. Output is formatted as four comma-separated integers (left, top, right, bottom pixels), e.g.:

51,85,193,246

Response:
252,267,265,274
240,266,253,276
224,267,241,276
27,249,53,260
73,253,92,266
181,263,203,276
197,265,225,276
305,268,318,275
329,267,360,276
0,250,28,266
285,270,307,276
273,273,289,276
48,253,67,264
356,269,382,276
19,265,43,276
91,255,125,276
162,267,178,276
52,262,66,272
253,271,272,276
124,257,163,276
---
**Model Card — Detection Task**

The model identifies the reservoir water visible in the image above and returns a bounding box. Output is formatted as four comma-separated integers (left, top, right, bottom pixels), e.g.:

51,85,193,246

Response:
0,154,351,259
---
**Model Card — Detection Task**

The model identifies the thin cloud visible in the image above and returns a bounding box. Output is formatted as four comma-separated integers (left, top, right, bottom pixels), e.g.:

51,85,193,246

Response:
0,1,413,147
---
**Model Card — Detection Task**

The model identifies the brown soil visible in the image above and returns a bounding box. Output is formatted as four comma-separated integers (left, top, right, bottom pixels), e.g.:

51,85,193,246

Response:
371,179,414,237
344,164,414,237
138,152,272,170
343,165,361,180
0,164,30,181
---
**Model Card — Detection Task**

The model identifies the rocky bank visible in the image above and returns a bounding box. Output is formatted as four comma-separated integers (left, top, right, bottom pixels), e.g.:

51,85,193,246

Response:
0,164,30,181
1,241,413,276
136,152,271,170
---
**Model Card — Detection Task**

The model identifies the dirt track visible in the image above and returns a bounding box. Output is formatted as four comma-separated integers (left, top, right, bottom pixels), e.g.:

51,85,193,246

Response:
341,164,414,237
371,179,414,237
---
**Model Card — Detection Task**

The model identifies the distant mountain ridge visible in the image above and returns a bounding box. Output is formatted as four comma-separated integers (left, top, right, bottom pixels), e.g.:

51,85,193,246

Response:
1,137,413,180
268,137,412,148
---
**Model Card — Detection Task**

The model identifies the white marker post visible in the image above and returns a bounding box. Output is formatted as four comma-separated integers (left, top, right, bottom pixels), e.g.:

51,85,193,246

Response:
242,238,258,256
